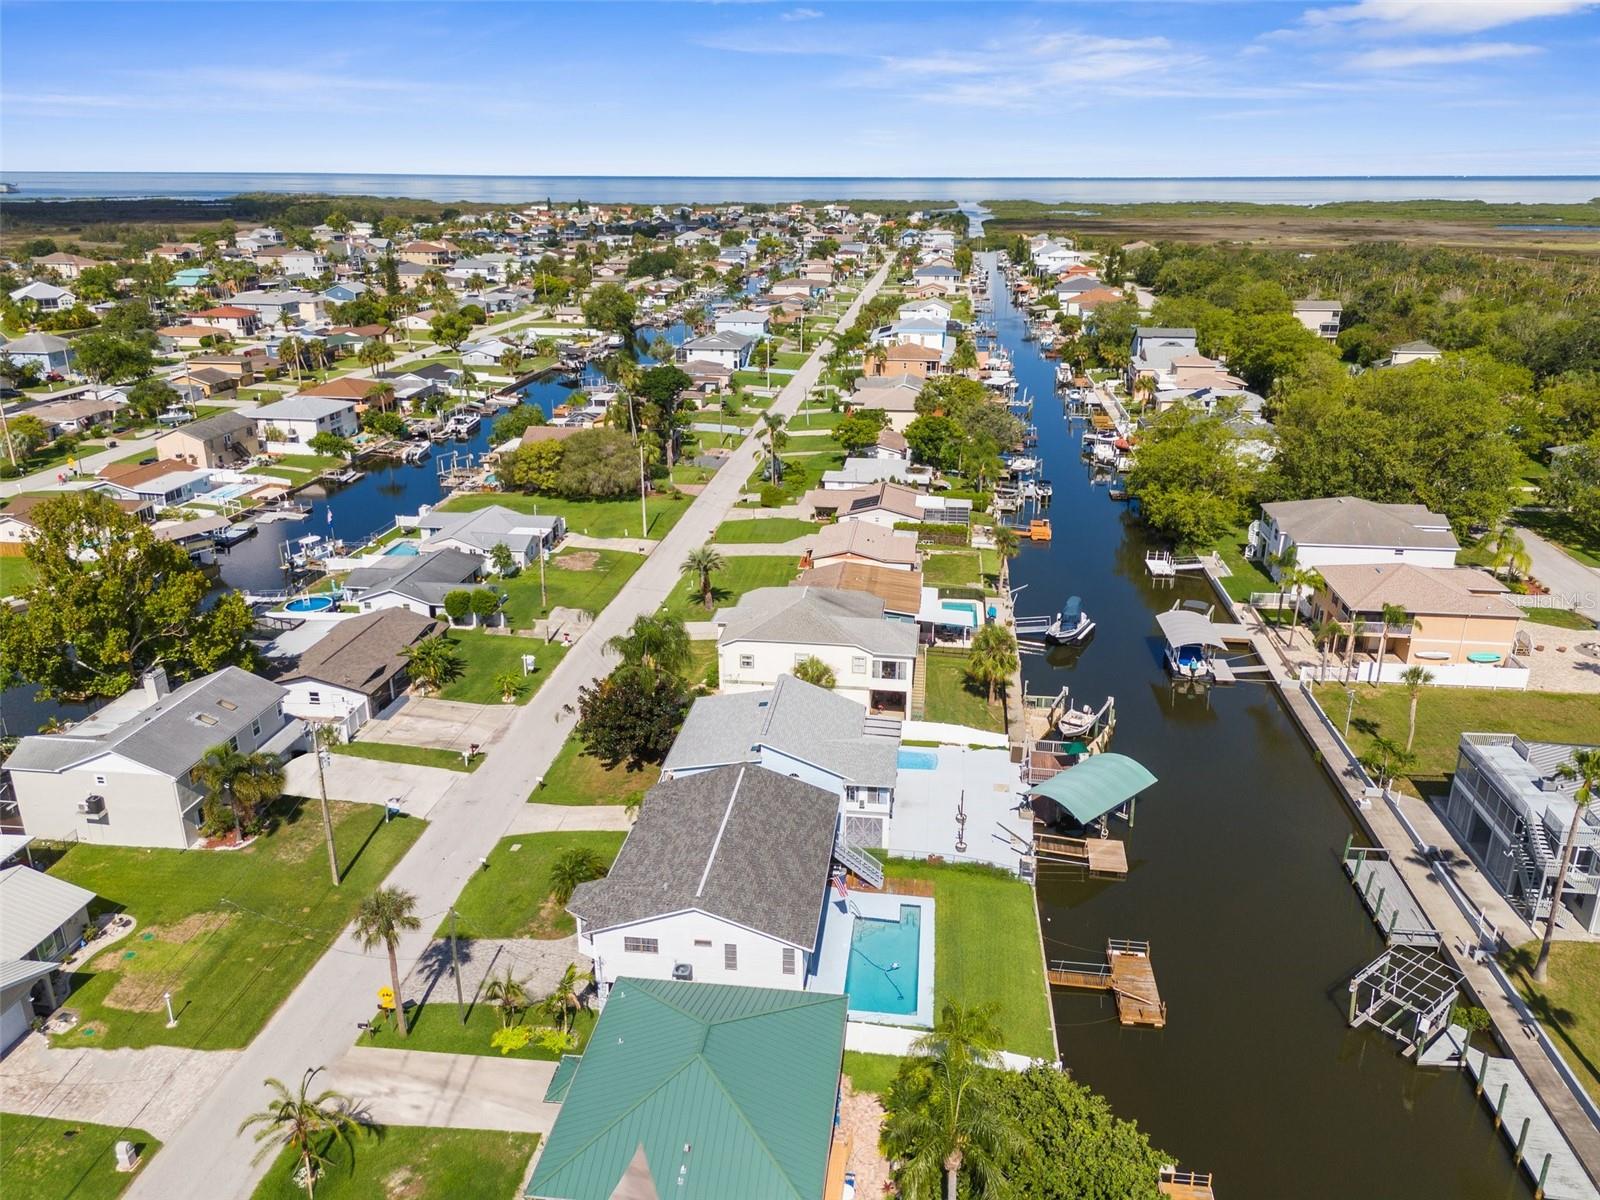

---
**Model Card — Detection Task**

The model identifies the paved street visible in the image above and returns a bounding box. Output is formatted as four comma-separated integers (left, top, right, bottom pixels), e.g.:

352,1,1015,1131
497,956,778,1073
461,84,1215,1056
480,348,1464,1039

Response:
122,263,888,1198
1513,521,1600,622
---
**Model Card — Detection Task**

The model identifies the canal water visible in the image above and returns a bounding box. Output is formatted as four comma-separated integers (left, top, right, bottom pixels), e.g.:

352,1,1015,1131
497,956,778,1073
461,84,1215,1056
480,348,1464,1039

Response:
985,254,1528,1199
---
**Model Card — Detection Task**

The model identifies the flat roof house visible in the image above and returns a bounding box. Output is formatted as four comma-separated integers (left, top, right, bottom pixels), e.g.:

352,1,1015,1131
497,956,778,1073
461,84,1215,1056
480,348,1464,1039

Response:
665,674,902,849
279,609,443,738
416,504,565,566
4,667,295,849
343,548,483,619
1255,497,1459,573
525,978,847,1200
1441,734,1600,933
716,586,918,715
1,866,97,1054
569,765,841,999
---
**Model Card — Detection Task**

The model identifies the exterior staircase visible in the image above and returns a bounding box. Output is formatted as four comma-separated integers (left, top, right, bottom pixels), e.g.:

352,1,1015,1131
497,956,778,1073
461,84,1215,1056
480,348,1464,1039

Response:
834,832,885,889
910,648,928,720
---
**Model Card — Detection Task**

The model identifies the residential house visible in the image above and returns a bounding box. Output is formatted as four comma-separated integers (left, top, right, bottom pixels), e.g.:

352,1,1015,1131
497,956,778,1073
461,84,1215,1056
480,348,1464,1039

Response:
1440,734,1600,933
804,519,920,571
8,282,76,312
4,667,295,849
807,481,969,529
849,375,922,430
665,674,903,848
793,561,923,620
0,494,151,556
398,241,454,266
898,298,952,324
322,282,370,304
911,259,961,293
156,324,233,351
168,366,237,400
1385,340,1443,367
873,318,949,353
23,393,124,438
279,609,443,738
1,866,97,1053
524,978,847,1200
95,461,215,507
171,266,213,291
255,246,325,278
416,504,565,566
716,586,918,714
296,377,399,412
227,289,326,328
570,766,840,996
251,395,359,450
819,457,929,491
342,548,483,619
1292,299,1342,340
187,353,263,384
713,309,771,339
459,337,520,368
865,426,909,460
187,306,261,338
1255,497,1460,573
1062,286,1129,320
865,342,943,381
30,252,99,281
1128,326,1199,391
677,330,755,371
155,410,260,468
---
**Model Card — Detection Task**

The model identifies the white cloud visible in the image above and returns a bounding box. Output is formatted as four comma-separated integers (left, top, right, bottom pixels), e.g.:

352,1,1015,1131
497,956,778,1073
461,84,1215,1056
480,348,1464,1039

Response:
1347,41,1542,69
1303,0,1596,34
780,7,822,20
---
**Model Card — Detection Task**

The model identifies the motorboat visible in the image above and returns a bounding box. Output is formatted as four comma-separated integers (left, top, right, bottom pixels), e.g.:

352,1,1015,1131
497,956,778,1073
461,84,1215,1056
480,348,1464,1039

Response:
1044,596,1094,644
1005,454,1040,475
1034,479,1053,499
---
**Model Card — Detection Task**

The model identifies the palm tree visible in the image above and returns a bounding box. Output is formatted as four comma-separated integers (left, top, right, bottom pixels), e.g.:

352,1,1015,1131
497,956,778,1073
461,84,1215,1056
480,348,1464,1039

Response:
758,412,788,484
964,625,1019,705
1282,566,1325,637
1313,617,1343,683
309,723,343,887
1373,602,1410,684
991,525,1020,563
354,888,420,1037
278,335,304,384
607,611,691,675
401,636,463,696
1490,528,1531,583
543,962,594,1035
548,846,607,905
356,340,394,373
1398,665,1435,752
499,345,523,374
1267,543,1298,615
238,1068,365,1200
1359,735,1414,794
792,656,837,688
193,743,285,839
682,544,726,611
495,671,522,703
483,965,530,1029
1533,748,1600,983
882,1002,1019,1200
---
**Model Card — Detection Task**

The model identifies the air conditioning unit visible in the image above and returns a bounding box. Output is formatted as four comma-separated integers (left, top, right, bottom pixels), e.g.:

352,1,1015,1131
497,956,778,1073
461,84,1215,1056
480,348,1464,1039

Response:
78,795,106,817
672,962,693,982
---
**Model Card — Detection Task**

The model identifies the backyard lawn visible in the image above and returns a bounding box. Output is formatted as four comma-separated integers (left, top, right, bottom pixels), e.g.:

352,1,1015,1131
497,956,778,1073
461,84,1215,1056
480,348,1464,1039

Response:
331,740,482,773
1,556,38,597
1501,941,1600,1105
446,831,626,940
921,648,1007,733
252,1127,538,1200
712,517,818,544
921,551,985,590
660,555,801,620
46,799,425,1050
1521,607,1596,631
1200,524,1274,604
1311,684,1600,796
434,631,565,705
499,548,645,627
842,1051,903,1096
532,731,661,808
879,857,1055,1060
0,1114,161,1200
437,491,688,541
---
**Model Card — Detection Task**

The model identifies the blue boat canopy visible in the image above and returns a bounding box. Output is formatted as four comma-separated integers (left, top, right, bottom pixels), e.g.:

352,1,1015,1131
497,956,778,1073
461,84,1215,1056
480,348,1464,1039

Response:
1028,753,1158,825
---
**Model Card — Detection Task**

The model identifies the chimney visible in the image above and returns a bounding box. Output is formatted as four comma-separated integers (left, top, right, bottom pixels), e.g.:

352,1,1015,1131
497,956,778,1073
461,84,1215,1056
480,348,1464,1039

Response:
142,666,171,702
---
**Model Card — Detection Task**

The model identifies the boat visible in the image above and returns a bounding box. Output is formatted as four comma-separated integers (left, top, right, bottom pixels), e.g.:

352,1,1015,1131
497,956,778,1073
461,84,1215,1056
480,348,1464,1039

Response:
1044,596,1093,643
1005,455,1040,475
401,441,431,464
215,523,256,547
1034,479,1053,499
1027,518,1053,542
1156,601,1229,681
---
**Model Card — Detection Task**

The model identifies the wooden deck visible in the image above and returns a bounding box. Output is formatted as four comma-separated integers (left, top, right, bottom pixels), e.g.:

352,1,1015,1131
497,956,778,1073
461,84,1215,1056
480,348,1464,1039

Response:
1158,1167,1216,1199
1034,832,1128,876
1047,939,1167,1027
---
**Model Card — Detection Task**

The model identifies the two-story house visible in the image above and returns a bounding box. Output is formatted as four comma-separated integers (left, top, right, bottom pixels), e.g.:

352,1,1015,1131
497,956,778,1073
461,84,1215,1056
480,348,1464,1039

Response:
1292,299,1342,340
1253,497,1459,575
251,395,359,451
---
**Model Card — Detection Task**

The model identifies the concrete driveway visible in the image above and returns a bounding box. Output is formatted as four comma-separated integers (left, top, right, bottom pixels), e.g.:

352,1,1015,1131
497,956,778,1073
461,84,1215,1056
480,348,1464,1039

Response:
324,1046,559,1133
362,696,518,753
282,753,461,819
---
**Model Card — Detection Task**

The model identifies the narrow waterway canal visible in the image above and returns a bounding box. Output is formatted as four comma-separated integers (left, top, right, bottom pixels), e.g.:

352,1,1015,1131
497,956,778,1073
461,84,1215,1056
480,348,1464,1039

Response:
984,254,1527,1199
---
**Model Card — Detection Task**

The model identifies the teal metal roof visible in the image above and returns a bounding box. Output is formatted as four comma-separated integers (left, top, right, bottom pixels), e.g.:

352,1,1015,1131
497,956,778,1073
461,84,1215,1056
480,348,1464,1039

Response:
1028,753,1157,825
544,1054,583,1104
527,978,848,1200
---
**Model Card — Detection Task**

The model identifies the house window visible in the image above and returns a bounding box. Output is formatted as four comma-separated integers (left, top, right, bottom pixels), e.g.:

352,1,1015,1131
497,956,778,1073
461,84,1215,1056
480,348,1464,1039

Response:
228,736,240,752
694,939,712,948
95,775,106,787
738,654,755,670
623,937,659,954
852,656,868,675
724,944,738,971
782,947,796,975
252,719,262,738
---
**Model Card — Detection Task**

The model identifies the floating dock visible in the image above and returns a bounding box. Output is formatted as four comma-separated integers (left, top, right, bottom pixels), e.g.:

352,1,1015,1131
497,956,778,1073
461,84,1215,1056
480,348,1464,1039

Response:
1047,938,1167,1027
1158,1167,1217,1199
1033,832,1128,876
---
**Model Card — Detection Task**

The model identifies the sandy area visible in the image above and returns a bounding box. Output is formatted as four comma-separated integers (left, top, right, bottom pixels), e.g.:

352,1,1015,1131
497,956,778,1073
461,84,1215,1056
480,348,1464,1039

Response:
837,1076,892,1198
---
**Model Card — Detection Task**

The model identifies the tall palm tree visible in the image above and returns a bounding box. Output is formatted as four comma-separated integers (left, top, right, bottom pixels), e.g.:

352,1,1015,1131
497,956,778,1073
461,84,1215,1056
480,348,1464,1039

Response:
354,888,421,1037
1398,665,1435,752
682,544,726,611
543,962,594,1035
607,611,691,675
1267,543,1298,615
193,744,285,839
758,412,788,484
964,625,1019,705
356,340,394,374
238,1067,365,1200
1372,602,1410,684
1283,566,1325,637
1490,528,1531,583
1533,749,1600,983
483,965,530,1029
1313,617,1343,683
278,335,304,384
991,525,1020,563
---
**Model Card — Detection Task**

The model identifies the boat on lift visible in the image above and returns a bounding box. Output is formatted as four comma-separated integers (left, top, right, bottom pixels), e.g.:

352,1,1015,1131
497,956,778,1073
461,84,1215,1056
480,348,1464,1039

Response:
1034,479,1053,499
1005,454,1040,475
1043,596,1094,644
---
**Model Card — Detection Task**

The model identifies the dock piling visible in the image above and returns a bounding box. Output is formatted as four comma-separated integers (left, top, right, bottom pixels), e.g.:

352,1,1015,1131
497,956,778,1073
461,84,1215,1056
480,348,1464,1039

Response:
1516,1117,1531,1165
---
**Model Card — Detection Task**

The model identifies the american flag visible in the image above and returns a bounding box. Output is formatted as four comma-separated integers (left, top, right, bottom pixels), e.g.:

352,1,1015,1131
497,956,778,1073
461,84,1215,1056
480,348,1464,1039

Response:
833,873,849,901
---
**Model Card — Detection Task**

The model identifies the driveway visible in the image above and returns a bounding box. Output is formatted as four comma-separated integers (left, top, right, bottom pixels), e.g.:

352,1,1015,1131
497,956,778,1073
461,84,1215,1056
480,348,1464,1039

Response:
324,1046,559,1133
1514,522,1600,622
282,753,460,819
507,804,633,833
362,696,518,753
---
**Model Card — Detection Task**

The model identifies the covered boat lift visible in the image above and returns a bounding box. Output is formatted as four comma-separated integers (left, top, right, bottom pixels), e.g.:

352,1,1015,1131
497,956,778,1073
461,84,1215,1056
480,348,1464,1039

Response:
1155,603,1257,683
1015,753,1159,877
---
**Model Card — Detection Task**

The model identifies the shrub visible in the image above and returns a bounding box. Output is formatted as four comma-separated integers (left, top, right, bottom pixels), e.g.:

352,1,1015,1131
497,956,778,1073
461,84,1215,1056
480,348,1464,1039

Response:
759,484,785,507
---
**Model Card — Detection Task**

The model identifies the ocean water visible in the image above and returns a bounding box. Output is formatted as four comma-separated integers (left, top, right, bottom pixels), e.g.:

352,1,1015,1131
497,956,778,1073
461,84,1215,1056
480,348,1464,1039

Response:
3,172,1598,206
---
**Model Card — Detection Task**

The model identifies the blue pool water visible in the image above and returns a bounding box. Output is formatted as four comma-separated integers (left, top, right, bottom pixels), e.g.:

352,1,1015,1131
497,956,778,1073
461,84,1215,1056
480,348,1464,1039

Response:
897,749,938,771
382,541,421,556
845,905,921,1015
939,599,981,625
284,595,334,613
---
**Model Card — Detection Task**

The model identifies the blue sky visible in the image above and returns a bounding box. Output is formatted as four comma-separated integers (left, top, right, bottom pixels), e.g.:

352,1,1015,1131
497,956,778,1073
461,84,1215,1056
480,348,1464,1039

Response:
3,1,1598,176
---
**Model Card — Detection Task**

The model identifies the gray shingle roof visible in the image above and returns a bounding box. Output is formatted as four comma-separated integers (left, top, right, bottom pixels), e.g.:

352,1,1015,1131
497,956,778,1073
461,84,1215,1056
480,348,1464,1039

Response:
343,548,480,603
716,587,918,658
664,675,900,787
5,667,286,778
417,505,561,555
1262,497,1458,551
163,410,255,441
0,866,97,960
568,765,837,948
252,395,354,423
281,609,442,692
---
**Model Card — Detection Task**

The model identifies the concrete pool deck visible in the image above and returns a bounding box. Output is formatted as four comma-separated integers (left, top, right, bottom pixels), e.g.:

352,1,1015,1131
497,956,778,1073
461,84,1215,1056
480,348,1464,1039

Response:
888,743,1033,871
811,891,935,1029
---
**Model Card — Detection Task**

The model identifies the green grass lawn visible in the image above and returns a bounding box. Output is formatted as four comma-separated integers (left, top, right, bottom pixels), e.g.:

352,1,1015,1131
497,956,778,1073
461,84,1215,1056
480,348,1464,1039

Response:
922,648,1007,733
712,518,818,544
878,857,1055,1059
358,996,597,1062
660,555,800,620
252,1127,538,1200
532,731,661,807
438,491,688,541
1201,524,1275,603
1521,607,1597,631
746,451,845,502
434,631,566,705
921,551,985,590
789,408,845,431
1516,508,1600,569
0,1114,162,1200
499,548,645,627
1,555,38,597
842,1051,903,1096
1501,941,1600,1104
331,741,482,773
1311,684,1600,797
446,832,626,940
274,453,346,472
47,799,425,1050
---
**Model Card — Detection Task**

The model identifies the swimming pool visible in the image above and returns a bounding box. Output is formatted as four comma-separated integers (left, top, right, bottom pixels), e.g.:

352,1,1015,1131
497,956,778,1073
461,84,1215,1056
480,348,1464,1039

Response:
206,482,257,503
897,748,939,771
382,541,421,556
284,595,334,613
939,599,981,627
845,904,921,1016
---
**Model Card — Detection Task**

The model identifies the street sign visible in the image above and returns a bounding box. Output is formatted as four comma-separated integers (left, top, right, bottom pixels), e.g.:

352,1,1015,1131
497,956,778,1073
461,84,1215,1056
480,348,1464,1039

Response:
377,986,395,1010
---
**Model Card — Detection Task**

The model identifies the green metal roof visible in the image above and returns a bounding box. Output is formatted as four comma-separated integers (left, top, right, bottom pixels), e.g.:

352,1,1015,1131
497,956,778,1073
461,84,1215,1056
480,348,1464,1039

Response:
526,978,848,1200
1028,753,1157,825
544,1054,583,1104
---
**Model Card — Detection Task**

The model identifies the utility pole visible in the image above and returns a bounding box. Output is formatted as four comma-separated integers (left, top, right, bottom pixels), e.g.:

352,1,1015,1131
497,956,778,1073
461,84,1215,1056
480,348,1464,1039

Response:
539,542,548,610
315,728,340,886
449,907,465,1022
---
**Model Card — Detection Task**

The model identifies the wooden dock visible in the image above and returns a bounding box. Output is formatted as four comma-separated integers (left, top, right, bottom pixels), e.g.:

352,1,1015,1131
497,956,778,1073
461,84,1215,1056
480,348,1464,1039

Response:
1034,832,1128,876
1342,845,1440,947
1158,1167,1217,1199
1047,939,1167,1027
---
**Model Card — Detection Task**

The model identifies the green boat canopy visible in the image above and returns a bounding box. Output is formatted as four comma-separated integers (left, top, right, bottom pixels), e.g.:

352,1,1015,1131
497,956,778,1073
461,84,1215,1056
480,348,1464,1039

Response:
1028,753,1158,825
